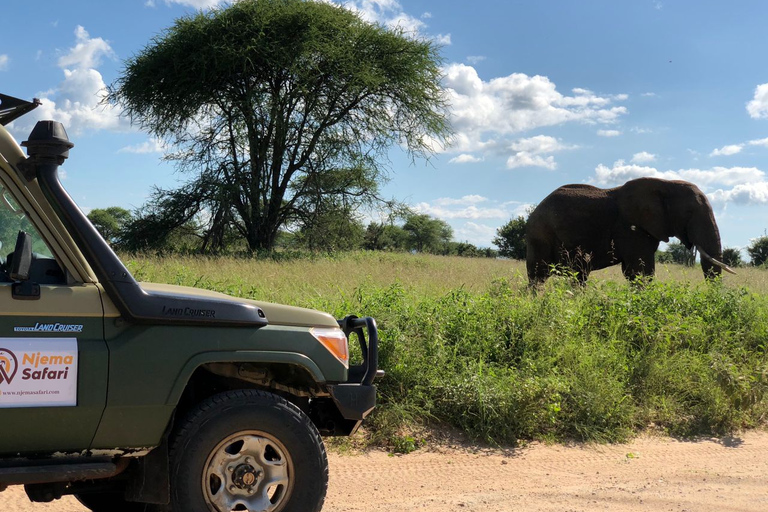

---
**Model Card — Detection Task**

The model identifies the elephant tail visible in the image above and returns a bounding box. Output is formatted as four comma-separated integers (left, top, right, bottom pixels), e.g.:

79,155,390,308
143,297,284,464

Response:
698,247,737,275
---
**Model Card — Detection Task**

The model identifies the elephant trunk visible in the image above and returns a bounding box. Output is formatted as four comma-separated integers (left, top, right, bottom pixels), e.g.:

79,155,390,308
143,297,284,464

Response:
698,247,736,275
687,213,731,278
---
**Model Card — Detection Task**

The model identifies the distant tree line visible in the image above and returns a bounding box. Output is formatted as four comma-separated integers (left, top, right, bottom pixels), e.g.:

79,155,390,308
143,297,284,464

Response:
88,201,768,266
87,207,498,258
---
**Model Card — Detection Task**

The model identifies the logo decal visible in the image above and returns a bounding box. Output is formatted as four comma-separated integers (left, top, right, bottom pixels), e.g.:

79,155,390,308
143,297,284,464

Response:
0,339,78,408
13,323,83,333
0,348,19,385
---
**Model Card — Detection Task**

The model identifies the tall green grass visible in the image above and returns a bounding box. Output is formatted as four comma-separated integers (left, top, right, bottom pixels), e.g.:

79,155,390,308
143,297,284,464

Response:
124,252,768,445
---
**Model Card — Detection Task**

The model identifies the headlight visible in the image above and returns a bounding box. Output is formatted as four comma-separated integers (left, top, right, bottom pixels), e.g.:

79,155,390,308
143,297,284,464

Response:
310,327,349,367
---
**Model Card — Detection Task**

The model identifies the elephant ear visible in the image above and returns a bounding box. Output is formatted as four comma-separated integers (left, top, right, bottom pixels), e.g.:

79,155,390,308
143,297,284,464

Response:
617,182,670,242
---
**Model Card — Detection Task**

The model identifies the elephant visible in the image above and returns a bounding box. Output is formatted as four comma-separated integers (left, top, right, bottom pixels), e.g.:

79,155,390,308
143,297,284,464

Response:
525,177,735,285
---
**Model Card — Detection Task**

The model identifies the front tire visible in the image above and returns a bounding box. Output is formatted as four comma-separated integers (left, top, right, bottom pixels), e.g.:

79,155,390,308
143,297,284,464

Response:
169,389,328,512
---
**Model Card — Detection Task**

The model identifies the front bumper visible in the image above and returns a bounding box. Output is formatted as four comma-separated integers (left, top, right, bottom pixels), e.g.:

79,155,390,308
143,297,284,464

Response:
327,316,381,432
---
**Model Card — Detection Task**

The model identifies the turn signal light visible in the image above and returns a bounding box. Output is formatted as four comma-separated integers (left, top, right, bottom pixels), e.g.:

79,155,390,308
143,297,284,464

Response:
310,327,349,367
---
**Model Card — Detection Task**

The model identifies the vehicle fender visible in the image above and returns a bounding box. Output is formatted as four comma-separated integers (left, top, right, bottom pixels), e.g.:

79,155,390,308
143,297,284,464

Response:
166,351,327,405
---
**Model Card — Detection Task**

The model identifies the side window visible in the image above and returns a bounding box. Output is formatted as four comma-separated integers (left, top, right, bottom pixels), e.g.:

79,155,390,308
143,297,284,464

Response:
0,187,65,284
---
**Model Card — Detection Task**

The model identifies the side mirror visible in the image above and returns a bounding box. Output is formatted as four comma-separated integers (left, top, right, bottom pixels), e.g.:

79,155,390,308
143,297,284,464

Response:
10,231,39,300
10,231,32,281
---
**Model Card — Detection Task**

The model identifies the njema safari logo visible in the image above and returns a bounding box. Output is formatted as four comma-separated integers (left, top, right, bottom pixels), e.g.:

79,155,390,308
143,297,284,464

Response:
0,348,19,385
0,339,78,408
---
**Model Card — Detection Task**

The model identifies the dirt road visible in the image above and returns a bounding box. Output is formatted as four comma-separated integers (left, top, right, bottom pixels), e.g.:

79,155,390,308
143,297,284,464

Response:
3,431,767,511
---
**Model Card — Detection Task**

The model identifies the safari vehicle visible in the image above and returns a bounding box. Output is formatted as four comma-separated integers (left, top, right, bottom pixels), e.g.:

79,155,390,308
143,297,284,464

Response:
0,93,380,512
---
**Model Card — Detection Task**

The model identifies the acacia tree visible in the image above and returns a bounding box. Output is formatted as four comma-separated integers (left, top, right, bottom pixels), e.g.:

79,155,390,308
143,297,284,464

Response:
108,0,449,252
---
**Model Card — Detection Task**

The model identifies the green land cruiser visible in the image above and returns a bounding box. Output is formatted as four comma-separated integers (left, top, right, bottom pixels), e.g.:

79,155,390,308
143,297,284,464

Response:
0,93,380,512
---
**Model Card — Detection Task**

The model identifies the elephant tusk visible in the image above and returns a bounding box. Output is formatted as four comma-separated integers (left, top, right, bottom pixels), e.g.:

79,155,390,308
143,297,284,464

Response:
697,247,737,275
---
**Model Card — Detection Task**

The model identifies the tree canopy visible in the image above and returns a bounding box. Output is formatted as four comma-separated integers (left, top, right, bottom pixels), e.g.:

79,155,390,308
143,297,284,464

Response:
721,247,743,268
402,213,452,253
493,216,527,260
748,236,768,266
656,241,695,266
87,207,132,245
108,0,449,252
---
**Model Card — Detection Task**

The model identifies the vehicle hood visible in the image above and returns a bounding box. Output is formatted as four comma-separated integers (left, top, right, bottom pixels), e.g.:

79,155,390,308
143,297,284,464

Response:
139,282,338,328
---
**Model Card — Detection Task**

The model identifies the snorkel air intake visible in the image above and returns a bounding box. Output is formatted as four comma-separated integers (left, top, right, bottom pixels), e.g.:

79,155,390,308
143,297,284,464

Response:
22,120,267,327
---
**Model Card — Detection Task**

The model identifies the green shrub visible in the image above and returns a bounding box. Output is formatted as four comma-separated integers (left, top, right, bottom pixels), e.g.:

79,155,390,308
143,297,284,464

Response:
126,254,768,445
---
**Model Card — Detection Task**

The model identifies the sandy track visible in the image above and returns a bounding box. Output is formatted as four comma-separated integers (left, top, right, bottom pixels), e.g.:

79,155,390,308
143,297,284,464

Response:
2,431,767,511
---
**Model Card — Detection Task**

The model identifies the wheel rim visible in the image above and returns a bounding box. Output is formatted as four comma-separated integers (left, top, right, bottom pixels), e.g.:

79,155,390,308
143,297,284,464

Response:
203,431,293,512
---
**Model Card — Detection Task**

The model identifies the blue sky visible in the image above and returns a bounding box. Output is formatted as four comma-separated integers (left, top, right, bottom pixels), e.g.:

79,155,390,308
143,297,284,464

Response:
2,1,768,253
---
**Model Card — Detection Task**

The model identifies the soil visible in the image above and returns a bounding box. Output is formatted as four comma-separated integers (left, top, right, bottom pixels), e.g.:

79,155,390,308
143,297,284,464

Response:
2,431,767,511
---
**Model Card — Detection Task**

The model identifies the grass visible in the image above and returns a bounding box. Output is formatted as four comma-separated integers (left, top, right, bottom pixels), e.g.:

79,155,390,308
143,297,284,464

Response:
123,252,768,447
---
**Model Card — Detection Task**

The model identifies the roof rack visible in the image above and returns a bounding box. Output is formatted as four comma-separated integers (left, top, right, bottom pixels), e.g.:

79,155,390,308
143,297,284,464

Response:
0,94,41,126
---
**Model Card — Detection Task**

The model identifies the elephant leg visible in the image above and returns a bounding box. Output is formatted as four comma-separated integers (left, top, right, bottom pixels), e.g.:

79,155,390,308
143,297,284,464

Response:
527,240,555,285
621,254,656,281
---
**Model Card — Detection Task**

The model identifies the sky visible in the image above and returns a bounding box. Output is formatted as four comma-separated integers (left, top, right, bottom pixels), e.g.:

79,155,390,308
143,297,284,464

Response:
2,0,768,253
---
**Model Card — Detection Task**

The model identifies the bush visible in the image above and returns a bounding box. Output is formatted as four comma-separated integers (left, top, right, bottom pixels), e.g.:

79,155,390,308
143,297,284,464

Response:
493,216,527,260
657,241,695,266
313,278,768,444
722,247,743,267
748,236,768,266
128,254,768,445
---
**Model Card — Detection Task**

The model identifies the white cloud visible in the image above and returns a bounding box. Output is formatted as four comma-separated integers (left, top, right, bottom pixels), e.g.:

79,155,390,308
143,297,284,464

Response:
454,222,497,247
414,202,509,220
710,182,768,204
443,63,628,157
0,55,8,71
506,153,556,170
414,195,512,220
57,26,116,70
412,198,533,247
158,0,227,8
747,83,768,119
9,26,125,137
343,0,426,35
641,92,657,97
593,160,765,189
448,154,482,164
631,151,656,163
505,135,577,170
118,138,168,154
593,160,660,186
432,195,487,206
509,135,571,154
597,129,621,137
710,144,743,157
466,56,486,65
709,137,768,157
435,34,451,45
592,159,768,205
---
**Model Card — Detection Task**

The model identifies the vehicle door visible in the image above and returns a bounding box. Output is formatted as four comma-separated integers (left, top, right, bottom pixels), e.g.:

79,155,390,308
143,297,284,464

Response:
0,192,107,454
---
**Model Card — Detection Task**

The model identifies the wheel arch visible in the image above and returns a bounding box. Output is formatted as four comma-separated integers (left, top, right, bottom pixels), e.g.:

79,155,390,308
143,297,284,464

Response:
166,351,327,407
